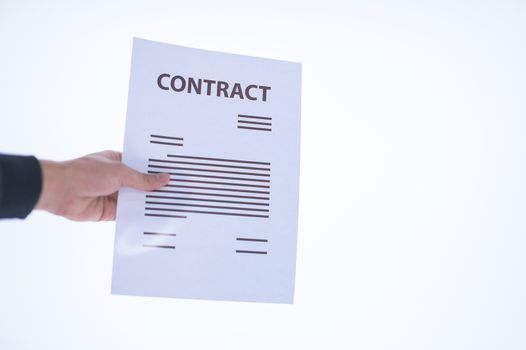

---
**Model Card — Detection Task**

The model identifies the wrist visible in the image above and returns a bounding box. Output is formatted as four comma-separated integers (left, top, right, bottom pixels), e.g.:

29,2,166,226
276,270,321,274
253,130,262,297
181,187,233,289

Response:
35,159,67,213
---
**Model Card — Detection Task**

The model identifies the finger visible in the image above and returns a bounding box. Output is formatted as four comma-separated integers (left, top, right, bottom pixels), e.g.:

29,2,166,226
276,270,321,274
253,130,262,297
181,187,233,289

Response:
106,151,122,162
99,196,117,221
89,150,122,162
119,165,170,191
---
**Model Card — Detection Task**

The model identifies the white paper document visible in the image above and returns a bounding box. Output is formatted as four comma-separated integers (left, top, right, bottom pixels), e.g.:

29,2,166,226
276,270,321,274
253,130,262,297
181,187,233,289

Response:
111,38,301,303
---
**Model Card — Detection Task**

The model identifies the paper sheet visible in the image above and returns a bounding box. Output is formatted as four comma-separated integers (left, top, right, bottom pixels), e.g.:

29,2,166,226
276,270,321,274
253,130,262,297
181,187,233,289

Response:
111,38,301,303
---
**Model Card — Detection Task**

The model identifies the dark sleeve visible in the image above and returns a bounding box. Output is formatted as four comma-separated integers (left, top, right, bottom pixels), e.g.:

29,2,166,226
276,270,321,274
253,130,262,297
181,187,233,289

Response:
0,154,42,219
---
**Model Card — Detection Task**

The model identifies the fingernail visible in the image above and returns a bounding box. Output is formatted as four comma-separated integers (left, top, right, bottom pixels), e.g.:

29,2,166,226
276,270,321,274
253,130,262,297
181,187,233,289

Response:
157,173,170,183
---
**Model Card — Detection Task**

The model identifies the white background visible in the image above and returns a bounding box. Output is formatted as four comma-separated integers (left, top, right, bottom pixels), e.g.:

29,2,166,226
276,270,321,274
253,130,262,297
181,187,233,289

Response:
1,0,525,349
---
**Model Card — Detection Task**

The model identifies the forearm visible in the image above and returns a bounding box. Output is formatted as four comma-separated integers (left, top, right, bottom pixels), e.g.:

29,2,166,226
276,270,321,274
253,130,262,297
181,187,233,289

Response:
0,154,42,219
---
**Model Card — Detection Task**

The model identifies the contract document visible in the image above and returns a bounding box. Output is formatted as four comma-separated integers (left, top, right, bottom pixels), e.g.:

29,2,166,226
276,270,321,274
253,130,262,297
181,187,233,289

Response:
111,38,301,303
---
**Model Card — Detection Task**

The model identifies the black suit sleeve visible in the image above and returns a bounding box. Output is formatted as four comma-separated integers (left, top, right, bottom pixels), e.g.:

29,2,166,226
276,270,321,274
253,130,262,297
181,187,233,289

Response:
0,154,42,219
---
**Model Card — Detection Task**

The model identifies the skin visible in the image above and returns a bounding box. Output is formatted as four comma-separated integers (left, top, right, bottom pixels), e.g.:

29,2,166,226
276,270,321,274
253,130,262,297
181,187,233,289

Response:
35,150,170,221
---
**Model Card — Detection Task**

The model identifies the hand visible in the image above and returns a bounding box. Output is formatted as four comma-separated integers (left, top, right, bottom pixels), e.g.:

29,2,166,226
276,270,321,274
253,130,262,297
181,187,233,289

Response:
35,150,170,221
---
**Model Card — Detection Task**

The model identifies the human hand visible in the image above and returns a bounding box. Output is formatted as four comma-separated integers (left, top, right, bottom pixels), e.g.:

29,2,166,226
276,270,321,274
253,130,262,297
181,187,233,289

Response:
35,150,170,221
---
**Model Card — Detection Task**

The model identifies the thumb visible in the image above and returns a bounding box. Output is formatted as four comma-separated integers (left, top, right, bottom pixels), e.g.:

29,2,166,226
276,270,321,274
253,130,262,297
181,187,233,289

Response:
119,165,170,191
